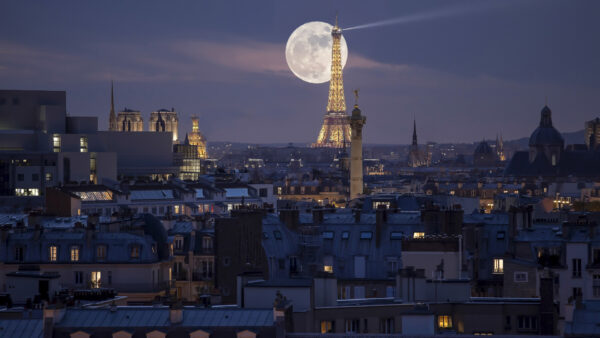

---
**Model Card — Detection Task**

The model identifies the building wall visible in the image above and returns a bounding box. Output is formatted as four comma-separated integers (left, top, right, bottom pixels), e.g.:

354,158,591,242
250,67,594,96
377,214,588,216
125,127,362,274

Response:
402,251,460,280
0,90,66,133
244,286,311,311
503,260,539,298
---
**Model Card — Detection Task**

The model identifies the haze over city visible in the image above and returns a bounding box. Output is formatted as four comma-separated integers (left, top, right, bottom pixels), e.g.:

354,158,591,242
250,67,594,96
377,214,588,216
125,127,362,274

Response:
2,0,599,144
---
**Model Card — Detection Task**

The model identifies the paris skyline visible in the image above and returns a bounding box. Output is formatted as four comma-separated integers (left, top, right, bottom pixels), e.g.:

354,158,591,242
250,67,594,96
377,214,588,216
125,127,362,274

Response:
1,0,599,144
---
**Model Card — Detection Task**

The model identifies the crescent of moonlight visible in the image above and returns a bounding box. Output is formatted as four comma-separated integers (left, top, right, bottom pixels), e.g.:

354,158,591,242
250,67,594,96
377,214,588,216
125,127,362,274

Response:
285,21,348,84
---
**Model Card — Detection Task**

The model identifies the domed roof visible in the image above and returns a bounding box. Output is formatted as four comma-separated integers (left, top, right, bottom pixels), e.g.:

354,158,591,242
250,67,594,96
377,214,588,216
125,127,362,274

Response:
474,140,493,155
529,105,564,147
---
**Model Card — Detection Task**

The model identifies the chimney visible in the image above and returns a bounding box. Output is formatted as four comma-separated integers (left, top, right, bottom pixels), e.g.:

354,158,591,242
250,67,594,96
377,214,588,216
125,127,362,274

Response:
312,207,324,225
279,209,299,231
353,209,361,223
375,205,387,248
169,301,183,324
539,268,556,335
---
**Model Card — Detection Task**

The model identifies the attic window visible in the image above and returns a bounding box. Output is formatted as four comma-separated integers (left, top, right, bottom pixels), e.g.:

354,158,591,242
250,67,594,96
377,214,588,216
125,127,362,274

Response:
341,231,350,240
360,231,372,240
390,232,404,240
273,230,282,240
322,231,334,240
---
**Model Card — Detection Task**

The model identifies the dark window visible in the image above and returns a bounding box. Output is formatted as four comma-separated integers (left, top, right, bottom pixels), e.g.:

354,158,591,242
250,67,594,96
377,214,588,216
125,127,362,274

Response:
0,97,6,105
17,174,24,181
263,232,269,239
32,174,39,181
322,231,334,239
572,258,582,278
15,247,24,262
497,231,505,239
259,188,268,197
341,231,350,239
273,230,282,240
74,271,83,284
278,258,285,269
360,231,373,239
12,97,19,105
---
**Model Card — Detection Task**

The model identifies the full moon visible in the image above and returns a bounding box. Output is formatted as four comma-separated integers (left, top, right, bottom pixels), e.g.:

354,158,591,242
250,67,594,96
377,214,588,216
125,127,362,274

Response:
285,21,348,84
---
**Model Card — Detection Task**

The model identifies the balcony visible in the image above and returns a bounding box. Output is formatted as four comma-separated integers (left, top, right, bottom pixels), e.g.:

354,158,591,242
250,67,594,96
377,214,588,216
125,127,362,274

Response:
62,281,174,293
192,272,214,281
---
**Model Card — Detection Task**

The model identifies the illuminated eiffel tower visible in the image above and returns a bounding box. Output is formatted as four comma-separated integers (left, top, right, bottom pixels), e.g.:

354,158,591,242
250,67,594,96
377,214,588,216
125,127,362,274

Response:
312,17,351,148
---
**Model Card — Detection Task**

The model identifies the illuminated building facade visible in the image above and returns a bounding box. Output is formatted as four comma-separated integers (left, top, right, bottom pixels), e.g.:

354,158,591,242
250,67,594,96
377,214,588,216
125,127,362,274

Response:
187,115,208,159
116,108,143,132
585,117,600,150
174,134,202,180
312,19,351,148
149,109,179,143
496,134,506,161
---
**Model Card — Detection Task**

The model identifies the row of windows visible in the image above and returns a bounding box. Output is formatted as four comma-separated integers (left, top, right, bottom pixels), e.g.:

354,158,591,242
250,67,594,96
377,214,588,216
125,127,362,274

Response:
16,173,52,182
320,231,425,240
14,244,148,262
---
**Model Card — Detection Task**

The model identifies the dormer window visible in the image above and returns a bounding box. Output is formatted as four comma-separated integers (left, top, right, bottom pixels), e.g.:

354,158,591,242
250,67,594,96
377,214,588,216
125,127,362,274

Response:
96,245,107,261
15,246,24,262
131,245,140,259
174,236,184,251
203,236,213,250
49,245,58,262
70,246,80,262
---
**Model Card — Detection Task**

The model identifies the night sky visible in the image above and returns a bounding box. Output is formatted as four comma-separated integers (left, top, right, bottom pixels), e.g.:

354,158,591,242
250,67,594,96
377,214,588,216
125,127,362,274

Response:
1,0,599,144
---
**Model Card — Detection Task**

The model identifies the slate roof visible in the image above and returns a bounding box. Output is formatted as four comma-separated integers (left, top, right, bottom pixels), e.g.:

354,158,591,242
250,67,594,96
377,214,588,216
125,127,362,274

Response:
0,319,43,338
564,301,600,336
55,308,274,328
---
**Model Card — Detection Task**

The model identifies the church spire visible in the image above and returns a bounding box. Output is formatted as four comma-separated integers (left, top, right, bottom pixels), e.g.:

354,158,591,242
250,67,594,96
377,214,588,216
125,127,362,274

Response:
326,18,346,113
109,80,117,131
412,119,418,146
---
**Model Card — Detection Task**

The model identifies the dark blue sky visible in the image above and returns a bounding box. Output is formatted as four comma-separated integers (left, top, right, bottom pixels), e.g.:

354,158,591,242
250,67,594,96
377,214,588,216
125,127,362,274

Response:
1,0,599,144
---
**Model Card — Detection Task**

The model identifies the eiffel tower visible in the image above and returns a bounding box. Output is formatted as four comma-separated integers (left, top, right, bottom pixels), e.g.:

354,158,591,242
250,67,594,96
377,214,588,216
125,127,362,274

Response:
311,17,351,148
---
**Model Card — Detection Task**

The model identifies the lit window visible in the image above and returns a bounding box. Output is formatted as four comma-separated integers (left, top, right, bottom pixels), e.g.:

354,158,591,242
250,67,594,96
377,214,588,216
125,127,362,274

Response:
324,265,333,273
413,232,425,239
96,245,107,260
91,271,101,288
131,245,140,259
174,205,180,214
49,245,58,262
79,137,88,153
52,134,61,152
70,246,79,262
438,315,452,328
493,258,504,274
321,321,334,333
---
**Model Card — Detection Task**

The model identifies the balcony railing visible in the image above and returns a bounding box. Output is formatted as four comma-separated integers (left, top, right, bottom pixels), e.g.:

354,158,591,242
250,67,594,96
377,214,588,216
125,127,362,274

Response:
62,281,174,293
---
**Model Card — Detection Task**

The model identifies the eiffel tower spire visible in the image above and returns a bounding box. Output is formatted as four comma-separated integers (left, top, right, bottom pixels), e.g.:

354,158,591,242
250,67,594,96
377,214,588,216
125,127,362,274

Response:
312,17,351,148
326,18,346,113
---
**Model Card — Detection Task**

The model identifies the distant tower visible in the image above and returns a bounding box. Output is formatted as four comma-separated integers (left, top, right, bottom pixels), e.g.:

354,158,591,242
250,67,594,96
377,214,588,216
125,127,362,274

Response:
117,108,144,132
585,117,600,150
407,119,423,167
149,109,178,142
109,81,117,131
188,115,208,159
496,133,506,161
349,90,366,200
312,17,351,148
